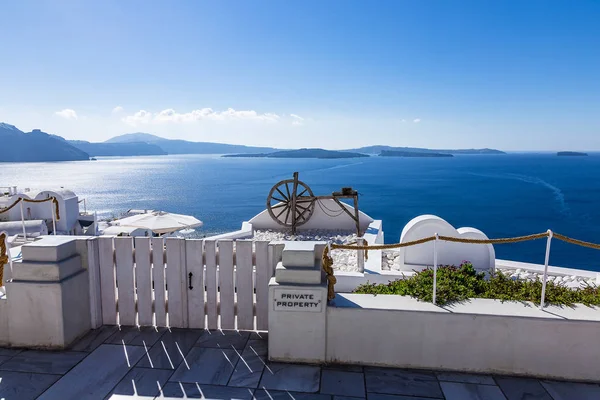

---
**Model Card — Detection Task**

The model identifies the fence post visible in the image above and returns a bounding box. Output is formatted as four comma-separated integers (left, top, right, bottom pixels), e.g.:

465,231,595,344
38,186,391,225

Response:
357,237,365,273
19,200,26,239
433,233,439,305
51,198,57,235
539,230,553,309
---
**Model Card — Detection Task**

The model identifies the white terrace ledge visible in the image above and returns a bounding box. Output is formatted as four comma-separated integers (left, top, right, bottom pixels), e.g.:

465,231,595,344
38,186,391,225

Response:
325,293,600,381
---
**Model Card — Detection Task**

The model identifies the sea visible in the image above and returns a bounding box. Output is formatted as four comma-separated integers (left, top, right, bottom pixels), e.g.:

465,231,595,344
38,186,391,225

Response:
1,153,600,271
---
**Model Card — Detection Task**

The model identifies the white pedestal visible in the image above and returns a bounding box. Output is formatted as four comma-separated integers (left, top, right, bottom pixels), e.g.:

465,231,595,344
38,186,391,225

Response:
6,237,91,349
268,279,328,363
268,241,329,363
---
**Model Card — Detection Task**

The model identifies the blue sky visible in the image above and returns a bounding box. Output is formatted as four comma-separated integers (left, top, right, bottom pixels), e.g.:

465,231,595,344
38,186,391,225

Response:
1,0,599,150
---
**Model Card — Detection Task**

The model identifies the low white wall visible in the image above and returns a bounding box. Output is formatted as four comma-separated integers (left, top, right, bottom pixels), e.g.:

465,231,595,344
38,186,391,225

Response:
204,222,254,241
0,299,8,346
327,294,600,381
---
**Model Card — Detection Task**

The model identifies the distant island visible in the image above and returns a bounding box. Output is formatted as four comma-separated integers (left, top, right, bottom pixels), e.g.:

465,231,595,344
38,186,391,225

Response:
224,148,369,159
379,150,453,158
347,145,505,155
557,151,588,157
0,121,509,162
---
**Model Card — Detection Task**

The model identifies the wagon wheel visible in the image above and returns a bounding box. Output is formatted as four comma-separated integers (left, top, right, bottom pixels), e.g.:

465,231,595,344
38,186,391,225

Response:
267,178,315,227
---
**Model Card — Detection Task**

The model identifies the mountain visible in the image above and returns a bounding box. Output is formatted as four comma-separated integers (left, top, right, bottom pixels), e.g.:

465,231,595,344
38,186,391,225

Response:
68,140,168,156
0,124,90,162
223,148,369,159
347,145,506,155
104,133,166,144
105,133,277,154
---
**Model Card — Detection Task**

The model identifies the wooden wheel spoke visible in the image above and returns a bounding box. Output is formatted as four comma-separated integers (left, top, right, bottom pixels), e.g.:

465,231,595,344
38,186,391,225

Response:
271,202,288,209
284,206,291,224
285,183,291,199
296,203,310,212
297,205,312,221
276,188,288,201
297,187,308,198
275,204,289,219
271,196,287,203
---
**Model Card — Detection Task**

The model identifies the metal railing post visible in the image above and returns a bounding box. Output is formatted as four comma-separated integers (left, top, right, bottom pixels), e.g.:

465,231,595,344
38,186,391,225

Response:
433,233,439,305
540,230,553,309
51,199,57,235
19,199,26,240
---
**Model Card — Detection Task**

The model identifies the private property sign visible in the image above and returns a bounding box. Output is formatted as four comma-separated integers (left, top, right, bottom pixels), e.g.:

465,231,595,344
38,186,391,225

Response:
273,288,323,312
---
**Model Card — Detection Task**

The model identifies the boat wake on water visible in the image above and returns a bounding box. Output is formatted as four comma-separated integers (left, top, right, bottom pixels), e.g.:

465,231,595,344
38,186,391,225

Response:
469,172,570,216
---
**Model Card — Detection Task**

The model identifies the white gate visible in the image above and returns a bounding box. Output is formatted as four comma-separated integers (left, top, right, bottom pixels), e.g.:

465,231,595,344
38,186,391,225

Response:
88,237,273,330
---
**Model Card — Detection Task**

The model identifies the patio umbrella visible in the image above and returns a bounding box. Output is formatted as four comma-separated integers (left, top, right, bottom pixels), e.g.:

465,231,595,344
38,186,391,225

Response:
113,211,203,235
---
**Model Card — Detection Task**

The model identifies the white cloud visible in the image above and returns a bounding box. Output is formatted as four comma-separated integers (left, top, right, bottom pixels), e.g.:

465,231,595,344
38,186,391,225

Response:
123,110,153,125
55,109,78,120
112,106,124,113
401,119,406,123
123,107,281,126
413,118,421,123
290,113,304,126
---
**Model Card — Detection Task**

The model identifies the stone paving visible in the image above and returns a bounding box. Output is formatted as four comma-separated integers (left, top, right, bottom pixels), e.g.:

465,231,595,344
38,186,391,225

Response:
0,326,599,399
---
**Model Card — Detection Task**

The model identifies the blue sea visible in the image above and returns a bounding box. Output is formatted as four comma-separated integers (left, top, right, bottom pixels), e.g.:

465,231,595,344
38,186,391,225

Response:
2,154,600,271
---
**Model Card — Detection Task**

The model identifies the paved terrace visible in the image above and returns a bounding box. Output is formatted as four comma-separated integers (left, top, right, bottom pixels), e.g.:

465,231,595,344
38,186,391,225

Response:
0,327,597,400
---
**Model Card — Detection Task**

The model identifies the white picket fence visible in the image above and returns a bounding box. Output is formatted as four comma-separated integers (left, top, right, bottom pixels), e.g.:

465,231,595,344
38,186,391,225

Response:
87,237,273,330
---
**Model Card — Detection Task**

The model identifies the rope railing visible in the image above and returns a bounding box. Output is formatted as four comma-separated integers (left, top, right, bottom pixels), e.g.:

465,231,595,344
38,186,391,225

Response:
322,230,600,306
0,196,60,220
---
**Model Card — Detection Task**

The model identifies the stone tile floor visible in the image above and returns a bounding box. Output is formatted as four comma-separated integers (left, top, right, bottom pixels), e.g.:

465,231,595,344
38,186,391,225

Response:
0,326,598,399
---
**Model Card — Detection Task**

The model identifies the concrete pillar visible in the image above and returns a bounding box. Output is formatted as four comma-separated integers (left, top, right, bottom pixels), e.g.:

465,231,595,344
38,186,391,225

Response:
268,241,328,363
6,236,91,349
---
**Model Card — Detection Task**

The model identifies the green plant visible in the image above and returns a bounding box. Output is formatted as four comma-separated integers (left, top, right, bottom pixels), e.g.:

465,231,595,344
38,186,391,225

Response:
354,262,600,306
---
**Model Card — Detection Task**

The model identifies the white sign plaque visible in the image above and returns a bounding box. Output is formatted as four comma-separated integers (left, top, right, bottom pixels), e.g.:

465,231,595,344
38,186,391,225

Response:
273,288,323,312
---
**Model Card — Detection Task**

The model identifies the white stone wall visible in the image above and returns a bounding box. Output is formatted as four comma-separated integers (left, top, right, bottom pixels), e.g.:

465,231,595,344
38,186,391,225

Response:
325,294,600,381
396,215,495,273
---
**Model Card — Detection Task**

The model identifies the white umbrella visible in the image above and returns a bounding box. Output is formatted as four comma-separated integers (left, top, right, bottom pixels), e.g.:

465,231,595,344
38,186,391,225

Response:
113,211,203,235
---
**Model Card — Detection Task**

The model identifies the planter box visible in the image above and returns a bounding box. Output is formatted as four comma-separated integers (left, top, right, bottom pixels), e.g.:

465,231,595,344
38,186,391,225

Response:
326,294,600,382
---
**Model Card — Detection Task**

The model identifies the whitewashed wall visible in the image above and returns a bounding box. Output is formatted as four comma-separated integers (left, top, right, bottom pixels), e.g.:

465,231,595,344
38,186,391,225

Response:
396,215,495,272
326,294,600,381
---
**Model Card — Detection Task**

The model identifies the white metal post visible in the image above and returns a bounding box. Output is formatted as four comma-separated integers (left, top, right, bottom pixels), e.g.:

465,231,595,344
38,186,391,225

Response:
51,199,57,235
19,199,26,240
357,237,365,273
6,233,13,282
540,230,553,309
433,233,439,305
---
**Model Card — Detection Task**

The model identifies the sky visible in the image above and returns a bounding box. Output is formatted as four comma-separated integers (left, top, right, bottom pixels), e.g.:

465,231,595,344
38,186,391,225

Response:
0,0,599,151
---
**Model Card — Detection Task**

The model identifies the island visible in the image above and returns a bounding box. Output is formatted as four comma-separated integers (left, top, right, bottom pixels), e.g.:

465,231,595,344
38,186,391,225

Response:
379,150,453,158
557,151,588,156
223,148,369,159
346,145,505,155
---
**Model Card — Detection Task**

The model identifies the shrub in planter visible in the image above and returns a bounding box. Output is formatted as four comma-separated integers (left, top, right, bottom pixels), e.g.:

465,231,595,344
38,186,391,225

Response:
354,262,600,306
